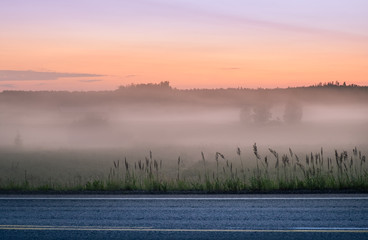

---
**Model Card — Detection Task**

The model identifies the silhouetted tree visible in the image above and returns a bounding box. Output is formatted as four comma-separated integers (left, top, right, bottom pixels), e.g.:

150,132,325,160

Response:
252,104,272,124
283,101,303,124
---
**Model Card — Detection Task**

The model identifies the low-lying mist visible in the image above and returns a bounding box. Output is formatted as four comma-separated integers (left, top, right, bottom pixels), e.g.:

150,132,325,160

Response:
1,85,367,152
1,84,368,190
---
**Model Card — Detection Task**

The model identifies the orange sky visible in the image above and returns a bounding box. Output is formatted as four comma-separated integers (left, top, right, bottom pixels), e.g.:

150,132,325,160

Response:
1,0,367,91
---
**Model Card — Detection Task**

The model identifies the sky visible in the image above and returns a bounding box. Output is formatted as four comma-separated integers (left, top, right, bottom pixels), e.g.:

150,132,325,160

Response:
1,0,368,91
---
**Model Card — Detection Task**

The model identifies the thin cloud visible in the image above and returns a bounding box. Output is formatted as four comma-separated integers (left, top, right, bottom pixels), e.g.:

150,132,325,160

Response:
34,83,47,86
223,14,368,41
79,79,103,83
0,70,104,81
125,75,137,78
0,84,16,88
145,0,368,42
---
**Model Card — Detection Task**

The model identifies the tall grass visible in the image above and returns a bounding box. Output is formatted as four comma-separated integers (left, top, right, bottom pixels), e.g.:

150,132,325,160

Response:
0,145,367,192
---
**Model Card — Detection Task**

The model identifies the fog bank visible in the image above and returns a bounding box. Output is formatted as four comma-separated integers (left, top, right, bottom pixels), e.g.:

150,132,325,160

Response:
1,84,367,151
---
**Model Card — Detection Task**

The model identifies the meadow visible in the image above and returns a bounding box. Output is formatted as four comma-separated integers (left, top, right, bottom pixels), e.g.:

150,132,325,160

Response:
1,85,368,193
0,144,367,192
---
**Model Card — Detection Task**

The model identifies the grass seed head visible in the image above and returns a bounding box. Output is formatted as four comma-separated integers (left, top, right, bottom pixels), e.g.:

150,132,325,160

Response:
253,143,261,160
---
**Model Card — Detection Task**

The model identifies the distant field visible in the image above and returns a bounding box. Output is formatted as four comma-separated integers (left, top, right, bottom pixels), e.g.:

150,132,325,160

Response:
1,87,367,192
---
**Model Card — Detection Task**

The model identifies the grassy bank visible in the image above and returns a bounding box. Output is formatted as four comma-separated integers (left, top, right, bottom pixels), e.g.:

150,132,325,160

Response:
0,144,367,193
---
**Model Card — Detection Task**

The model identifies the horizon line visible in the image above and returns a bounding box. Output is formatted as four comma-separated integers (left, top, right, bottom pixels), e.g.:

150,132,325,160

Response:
1,82,366,93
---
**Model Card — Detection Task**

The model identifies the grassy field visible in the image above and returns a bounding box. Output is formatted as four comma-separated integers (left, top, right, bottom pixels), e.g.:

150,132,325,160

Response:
0,144,367,192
